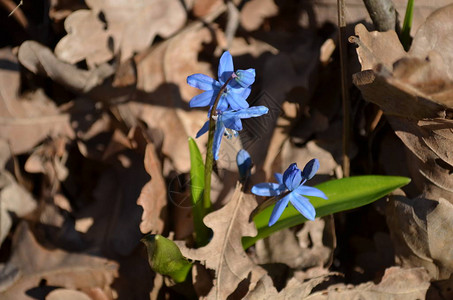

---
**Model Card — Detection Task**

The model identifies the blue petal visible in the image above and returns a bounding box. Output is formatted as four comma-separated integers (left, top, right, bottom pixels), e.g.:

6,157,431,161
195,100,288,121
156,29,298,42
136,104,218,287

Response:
223,115,242,131
268,194,291,226
295,185,328,199
218,51,234,85
225,91,249,110
274,173,283,185
237,149,252,179
234,68,256,88
216,96,229,112
187,74,219,90
283,163,302,191
242,86,251,99
189,90,217,108
289,192,315,221
251,183,285,196
196,121,210,138
213,121,225,160
230,106,269,119
301,159,320,181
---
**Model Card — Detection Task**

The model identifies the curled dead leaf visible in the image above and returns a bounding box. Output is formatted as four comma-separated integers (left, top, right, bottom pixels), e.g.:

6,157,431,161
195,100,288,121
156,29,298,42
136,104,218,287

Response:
18,41,114,93
176,183,266,299
137,143,167,234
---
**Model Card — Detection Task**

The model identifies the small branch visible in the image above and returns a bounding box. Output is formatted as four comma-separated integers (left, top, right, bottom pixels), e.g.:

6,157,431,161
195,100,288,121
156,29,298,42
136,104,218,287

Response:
0,0,27,29
362,0,400,33
337,0,350,177
7,0,22,16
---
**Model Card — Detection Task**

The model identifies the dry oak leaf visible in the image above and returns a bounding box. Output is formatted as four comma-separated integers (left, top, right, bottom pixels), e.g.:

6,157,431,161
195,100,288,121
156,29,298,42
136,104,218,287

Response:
54,9,113,68
137,143,167,234
0,47,74,154
307,267,430,300
387,196,453,280
389,118,453,200
176,183,266,299
0,222,118,300
352,5,453,118
246,274,332,300
0,171,37,247
18,41,115,93
352,7,453,200
56,0,187,64
240,0,278,31
46,289,92,300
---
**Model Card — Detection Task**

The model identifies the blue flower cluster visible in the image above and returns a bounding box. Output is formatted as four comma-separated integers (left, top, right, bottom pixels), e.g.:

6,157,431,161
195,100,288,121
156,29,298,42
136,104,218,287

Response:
187,51,268,160
252,159,327,226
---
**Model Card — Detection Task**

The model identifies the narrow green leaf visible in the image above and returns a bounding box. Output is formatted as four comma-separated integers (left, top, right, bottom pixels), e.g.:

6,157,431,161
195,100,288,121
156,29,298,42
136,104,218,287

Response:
188,137,210,246
400,0,414,50
141,235,192,283
242,175,411,249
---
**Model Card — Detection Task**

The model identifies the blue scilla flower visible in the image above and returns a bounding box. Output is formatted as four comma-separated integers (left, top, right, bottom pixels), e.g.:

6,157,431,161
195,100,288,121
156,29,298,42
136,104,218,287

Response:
196,106,268,160
236,149,252,181
251,159,327,226
187,51,256,111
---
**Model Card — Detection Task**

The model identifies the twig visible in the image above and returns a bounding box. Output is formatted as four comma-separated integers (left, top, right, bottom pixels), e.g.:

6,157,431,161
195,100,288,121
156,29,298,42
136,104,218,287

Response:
0,0,27,29
362,0,400,33
337,0,350,177
8,0,22,16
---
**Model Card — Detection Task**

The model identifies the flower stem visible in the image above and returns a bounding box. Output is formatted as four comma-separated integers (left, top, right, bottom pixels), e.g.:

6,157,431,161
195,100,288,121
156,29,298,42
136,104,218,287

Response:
202,78,233,219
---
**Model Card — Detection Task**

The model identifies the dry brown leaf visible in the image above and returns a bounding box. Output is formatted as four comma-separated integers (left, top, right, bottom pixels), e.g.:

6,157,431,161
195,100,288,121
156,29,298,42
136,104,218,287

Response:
353,5,453,200
240,0,279,31
387,195,453,280
192,0,223,18
245,273,331,300
353,5,453,111
136,143,167,234
46,288,92,300
0,47,74,154
352,24,406,72
409,4,453,79
352,5,453,281
0,171,37,246
0,89,75,155
54,10,113,68
56,0,187,64
18,41,114,93
0,222,118,299
176,183,266,299
308,267,430,300
389,118,453,200
253,218,334,270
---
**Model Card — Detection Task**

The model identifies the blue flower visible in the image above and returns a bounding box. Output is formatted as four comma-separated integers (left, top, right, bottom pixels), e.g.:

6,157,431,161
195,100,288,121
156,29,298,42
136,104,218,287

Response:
187,51,256,111
196,106,268,160
251,159,327,226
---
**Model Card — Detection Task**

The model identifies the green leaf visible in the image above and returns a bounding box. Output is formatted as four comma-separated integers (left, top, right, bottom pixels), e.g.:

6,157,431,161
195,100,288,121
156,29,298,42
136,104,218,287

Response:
141,235,192,283
188,137,210,246
400,0,414,50
242,175,411,249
